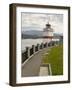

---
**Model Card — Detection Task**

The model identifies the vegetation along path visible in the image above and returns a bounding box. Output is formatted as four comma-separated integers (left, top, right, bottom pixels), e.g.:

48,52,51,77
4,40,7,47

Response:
42,44,63,75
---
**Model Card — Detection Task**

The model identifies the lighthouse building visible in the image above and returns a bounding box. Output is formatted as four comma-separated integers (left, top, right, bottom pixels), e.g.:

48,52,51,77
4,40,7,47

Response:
43,22,53,43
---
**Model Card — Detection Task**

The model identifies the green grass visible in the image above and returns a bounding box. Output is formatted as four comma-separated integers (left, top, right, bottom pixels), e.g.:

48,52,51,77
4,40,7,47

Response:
42,44,63,75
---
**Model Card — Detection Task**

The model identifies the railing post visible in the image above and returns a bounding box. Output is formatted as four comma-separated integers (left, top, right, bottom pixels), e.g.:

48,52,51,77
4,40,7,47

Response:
37,44,40,51
41,43,44,49
50,41,52,46
32,45,35,53
46,42,48,48
26,47,30,58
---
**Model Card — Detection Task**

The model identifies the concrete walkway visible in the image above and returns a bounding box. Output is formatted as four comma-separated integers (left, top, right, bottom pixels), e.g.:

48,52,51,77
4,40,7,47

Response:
39,66,48,76
22,47,51,77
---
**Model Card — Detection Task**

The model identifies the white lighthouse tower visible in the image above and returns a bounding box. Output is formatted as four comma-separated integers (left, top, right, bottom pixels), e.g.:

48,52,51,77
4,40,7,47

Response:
43,22,53,43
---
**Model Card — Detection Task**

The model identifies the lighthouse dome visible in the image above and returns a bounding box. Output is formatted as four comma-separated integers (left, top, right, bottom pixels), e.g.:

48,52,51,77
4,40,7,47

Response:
46,23,51,27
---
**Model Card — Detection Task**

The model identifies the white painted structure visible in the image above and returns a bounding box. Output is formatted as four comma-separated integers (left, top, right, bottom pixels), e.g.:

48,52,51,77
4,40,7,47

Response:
43,23,53,43
43,22,53,38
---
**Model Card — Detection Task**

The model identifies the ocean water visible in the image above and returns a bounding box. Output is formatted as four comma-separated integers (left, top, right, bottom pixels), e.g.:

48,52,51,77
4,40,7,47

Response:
21,38,59,52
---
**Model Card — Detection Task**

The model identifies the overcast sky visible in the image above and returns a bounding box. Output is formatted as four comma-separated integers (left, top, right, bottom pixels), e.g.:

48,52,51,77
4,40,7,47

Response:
21,13,63,34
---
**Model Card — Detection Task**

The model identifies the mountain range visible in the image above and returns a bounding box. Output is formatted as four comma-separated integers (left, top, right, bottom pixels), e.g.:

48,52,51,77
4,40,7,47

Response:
22,30,63,39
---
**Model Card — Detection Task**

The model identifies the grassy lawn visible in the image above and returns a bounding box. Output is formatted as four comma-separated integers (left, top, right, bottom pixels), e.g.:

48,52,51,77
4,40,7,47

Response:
42,44,63,75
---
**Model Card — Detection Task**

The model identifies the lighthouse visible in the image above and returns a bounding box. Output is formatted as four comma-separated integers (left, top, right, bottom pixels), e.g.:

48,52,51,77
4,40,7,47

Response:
43,22,53,43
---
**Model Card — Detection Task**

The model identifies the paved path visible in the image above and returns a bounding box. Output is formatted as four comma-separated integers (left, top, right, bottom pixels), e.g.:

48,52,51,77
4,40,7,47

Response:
39,66,48,76
22,47,51,77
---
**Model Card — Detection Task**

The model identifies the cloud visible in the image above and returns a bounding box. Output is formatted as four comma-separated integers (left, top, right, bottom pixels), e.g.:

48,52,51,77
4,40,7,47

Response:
21,13,63,33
